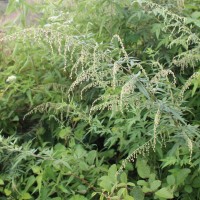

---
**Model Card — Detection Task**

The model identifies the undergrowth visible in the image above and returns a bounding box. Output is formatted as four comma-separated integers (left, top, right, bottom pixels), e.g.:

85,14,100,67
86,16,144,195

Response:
0,0,200,199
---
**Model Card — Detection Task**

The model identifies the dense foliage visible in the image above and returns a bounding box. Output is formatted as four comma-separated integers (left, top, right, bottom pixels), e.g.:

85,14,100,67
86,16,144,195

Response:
0,0,200,199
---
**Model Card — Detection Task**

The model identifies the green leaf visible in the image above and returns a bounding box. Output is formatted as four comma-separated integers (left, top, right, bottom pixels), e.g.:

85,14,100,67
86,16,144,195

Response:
58,185,70,194
132,186,144,200
69,195,88,200
75,145,87,158
6,0,18,14
44,166,56,180
194,19,200,27
21,192,32,200
163,106,186,124
99,16,107,36
127,182,135,187
99,176,113,192
137,180,148,186
26,90,33,106
155,187,174,199
36,174,43,192
108,164,117,179
21,56,32,71
110,196,122,200
192,176,200,188
161,156,177,168
86,150,97,165
184,185,193,193
4,189,11,196
192,80,199,96
117,183,127,188
58,127,71,139
25,176,35,192
142,186,151,193
151,23,163,39
149,173,156,182
124,195,134,200
77,185,87,194
136,81,150,99
150,180,161,191
12,115,19,122
117,188,127,197
120,172,127,183
32,166,41,174
191,11,200,19
39,187,49,199
166,175,175,186
0,179,4,185
176,168,191,185
79,161,89,171
136,159,151,178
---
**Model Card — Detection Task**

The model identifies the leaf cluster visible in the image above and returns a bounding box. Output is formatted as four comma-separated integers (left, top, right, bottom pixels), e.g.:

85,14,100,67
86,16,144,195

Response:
0,0,200,199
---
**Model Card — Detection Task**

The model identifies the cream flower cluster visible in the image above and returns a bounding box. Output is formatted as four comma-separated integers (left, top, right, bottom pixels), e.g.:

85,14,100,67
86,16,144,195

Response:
6,75,17,83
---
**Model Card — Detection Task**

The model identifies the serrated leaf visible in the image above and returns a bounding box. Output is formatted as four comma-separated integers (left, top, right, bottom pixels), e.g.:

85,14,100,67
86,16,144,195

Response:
136,81,150,99
39,187,49,199
58,127,71,139
161,156,177,168
75,145,87,158
32,166,41,174
58,184,70,194
25,176,35,192
79,161,89,171
36,174,43,192
151,23,163,39
86,150,97,165
44,166,56,180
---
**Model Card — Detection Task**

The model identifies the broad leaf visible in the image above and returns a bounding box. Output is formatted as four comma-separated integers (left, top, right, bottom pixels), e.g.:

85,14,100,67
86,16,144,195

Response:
155,188,173,199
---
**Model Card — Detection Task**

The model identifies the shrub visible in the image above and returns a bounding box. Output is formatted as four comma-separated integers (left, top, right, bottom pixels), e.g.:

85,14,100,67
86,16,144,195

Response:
0,0,200,199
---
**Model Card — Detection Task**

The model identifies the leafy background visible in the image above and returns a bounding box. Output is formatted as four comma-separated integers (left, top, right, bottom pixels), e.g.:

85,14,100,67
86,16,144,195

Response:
0,0,200,199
